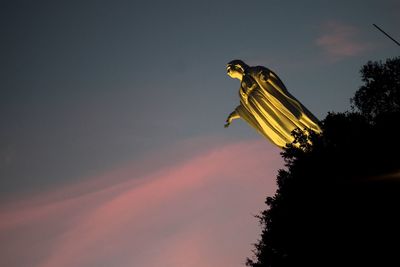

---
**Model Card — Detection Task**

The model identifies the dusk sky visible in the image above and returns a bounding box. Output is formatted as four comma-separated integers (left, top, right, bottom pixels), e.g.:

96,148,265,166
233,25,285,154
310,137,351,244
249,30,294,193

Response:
1,1,399,266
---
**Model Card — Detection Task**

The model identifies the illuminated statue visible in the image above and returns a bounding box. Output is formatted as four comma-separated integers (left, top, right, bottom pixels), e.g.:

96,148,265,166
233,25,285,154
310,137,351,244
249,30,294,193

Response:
225,60,321,148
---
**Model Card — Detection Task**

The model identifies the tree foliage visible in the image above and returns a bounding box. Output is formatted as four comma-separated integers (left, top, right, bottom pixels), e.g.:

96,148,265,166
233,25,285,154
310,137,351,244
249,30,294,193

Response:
246,57,400,267
351,57,400,121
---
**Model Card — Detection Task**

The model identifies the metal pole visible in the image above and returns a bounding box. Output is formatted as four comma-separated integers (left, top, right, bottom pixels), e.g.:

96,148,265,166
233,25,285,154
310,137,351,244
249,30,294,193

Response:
373,24,400,47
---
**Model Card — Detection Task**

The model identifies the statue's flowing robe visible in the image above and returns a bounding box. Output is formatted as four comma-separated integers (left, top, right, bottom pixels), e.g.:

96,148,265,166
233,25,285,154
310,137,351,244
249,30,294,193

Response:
235,66,321,148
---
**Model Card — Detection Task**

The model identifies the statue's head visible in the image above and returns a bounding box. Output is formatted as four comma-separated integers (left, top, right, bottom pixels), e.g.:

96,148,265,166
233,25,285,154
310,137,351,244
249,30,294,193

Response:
226,60,249,80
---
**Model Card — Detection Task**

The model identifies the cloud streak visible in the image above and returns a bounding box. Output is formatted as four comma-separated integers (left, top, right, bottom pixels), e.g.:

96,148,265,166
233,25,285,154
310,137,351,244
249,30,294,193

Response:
0,137,282,267
316,21,371,61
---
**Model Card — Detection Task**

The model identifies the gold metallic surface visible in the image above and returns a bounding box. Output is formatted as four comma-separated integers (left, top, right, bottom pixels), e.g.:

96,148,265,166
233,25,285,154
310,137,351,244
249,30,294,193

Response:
225,60,321,148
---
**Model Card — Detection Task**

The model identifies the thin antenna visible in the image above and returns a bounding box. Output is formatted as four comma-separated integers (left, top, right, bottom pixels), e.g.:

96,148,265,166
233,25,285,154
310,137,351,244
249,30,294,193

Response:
373,24,400,47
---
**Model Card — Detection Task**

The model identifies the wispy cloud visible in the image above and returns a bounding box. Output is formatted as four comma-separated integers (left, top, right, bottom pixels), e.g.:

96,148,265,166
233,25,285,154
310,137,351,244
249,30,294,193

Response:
0,137,282,267
316,21,371,61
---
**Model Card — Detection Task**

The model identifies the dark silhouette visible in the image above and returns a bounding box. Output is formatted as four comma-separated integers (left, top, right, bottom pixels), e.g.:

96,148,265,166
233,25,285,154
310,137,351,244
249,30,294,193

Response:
246,57,400,267
351,57,400,121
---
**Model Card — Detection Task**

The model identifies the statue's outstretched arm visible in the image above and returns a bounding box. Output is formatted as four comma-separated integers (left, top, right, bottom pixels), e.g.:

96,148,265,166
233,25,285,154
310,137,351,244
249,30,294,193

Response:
224,107,241,128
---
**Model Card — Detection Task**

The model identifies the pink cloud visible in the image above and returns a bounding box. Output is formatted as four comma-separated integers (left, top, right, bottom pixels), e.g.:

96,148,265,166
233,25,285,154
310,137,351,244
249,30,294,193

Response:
316,21,371,61
0,137,282,267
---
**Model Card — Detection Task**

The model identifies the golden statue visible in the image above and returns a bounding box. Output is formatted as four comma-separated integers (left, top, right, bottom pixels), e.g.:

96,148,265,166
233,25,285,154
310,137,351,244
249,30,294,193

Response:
225,60,322,148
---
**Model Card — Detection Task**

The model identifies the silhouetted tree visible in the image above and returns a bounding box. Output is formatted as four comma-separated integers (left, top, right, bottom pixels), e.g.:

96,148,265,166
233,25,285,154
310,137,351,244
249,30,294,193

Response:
351,57,400,121
246,57,400,267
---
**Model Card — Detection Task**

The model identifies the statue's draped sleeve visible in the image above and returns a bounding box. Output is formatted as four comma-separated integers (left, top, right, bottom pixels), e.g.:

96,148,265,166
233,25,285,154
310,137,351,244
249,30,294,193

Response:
234,104,277,145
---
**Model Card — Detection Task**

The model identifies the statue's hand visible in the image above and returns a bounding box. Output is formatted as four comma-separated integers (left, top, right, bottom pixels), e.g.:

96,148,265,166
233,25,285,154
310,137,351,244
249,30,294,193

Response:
224,118,231,128
225,109,240,128
224,116,232,128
